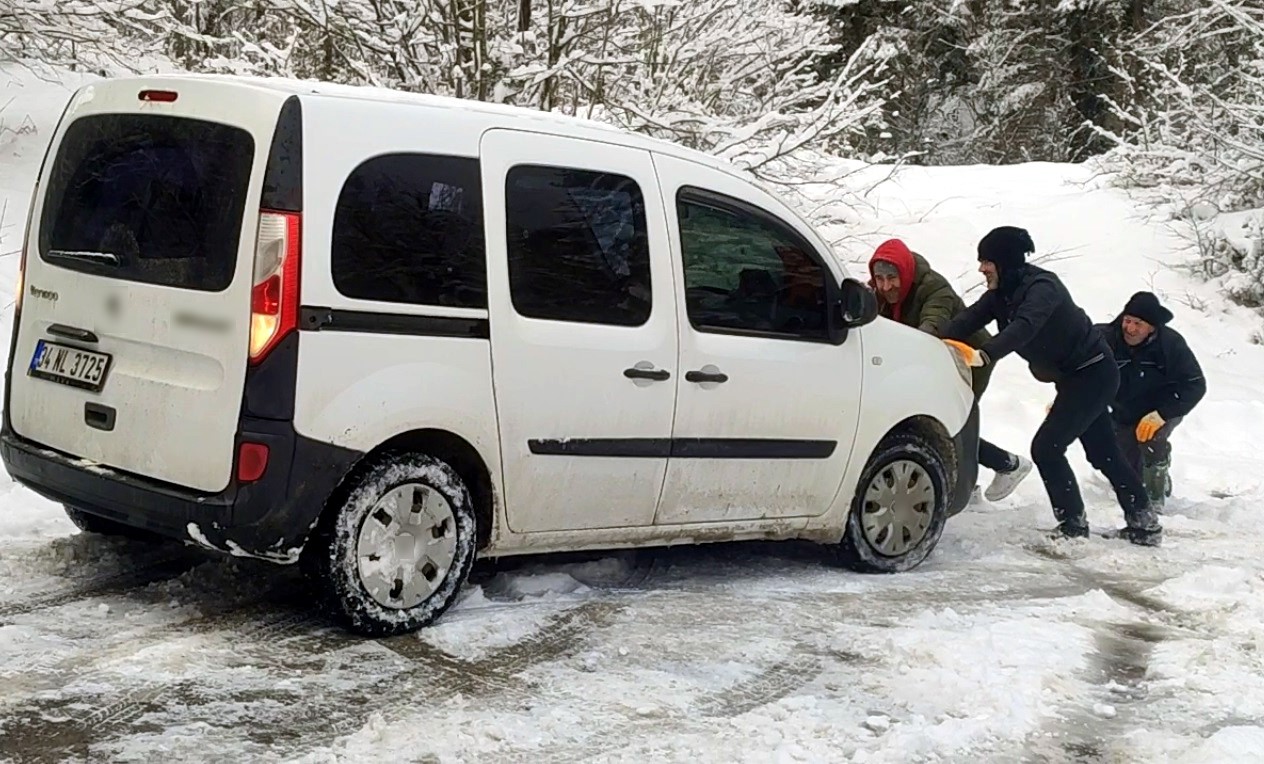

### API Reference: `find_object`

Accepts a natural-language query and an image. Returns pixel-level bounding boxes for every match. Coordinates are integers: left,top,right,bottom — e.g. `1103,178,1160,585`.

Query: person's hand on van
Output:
942,339,987,368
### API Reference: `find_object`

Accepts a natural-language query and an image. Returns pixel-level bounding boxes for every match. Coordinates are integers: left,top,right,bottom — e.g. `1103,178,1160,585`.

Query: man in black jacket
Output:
939,226,1161,545
1096,291,1206,510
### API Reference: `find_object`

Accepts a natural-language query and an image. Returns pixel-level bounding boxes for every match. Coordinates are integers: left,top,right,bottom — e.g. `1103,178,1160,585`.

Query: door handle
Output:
685,369,729,384
624,367,671,382
85,402,116,432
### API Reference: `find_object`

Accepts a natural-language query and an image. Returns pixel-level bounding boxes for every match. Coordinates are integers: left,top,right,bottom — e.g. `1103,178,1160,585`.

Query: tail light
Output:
14,238,26,312
14,185,37,312
249,210,301,364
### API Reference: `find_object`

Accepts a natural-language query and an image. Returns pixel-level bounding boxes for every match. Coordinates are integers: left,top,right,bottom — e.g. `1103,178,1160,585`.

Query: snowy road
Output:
5,66,1264,763
2,502,1263,763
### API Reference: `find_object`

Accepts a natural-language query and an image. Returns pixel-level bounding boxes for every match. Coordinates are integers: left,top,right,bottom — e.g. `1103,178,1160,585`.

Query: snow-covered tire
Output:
305,453,477,637
833,431,950,574
63,505,157,540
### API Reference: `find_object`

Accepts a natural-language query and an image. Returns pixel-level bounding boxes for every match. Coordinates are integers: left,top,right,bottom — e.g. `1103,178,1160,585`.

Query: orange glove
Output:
943,339,984,368
1136,411,1165,442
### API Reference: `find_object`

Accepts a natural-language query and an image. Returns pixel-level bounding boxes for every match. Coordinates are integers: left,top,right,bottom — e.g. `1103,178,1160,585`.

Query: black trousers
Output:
1031,359,1159,531
979,439,1015,473
971,365,1017,474
1114,416,1183,477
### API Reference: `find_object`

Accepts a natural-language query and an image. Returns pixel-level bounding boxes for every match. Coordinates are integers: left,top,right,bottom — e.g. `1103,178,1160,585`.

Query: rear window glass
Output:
38,114,255,292
331,153,487,309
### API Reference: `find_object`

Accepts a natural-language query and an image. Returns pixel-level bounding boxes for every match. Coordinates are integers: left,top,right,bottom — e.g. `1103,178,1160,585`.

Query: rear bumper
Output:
948,401,980,517
1,419,361,564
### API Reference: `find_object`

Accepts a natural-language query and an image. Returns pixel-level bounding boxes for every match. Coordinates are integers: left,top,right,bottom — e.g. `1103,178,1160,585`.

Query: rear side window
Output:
505,165,651,326
39,114,255,292
332,154,486,309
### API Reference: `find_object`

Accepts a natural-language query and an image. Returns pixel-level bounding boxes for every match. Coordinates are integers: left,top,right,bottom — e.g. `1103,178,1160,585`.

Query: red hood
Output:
868,239,916,320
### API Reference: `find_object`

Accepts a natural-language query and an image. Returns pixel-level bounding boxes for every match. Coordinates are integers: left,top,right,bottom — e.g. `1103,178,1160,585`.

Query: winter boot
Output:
1101,526,1163,547
1142,457,1171,511
1048,520,1090,540
985,455,1034,502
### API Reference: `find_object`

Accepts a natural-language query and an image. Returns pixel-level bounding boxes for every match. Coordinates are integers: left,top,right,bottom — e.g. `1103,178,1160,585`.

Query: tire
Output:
305,452,477,637
63,505,158,541
833,431,950,574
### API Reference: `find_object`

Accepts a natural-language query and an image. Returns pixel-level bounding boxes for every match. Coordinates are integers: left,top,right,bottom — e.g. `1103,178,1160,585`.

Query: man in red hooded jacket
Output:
869,238,1033,502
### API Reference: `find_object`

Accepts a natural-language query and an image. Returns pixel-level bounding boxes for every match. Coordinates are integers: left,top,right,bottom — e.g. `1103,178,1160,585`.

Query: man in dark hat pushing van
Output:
938,226,1162,545
867,238,1032,502
1096,291,1206,511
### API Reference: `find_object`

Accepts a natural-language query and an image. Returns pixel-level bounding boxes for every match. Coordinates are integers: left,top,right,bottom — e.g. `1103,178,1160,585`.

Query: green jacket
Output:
881,253,995,395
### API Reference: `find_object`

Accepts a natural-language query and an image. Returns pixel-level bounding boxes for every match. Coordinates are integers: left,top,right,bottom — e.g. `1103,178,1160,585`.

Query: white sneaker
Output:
984,456,1033,502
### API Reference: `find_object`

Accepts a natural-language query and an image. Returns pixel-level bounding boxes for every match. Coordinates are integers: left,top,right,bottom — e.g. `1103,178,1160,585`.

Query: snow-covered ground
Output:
3,65,1264,763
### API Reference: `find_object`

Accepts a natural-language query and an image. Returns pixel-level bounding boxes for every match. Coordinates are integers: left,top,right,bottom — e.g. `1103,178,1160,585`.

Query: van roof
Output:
132,73,742,177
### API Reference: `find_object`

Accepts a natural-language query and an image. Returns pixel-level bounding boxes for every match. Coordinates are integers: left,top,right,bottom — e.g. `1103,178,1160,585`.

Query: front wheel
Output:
833,431,950,573
305,453,478,637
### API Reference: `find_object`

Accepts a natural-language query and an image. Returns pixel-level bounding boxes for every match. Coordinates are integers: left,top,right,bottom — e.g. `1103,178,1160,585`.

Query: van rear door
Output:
9,78,290,492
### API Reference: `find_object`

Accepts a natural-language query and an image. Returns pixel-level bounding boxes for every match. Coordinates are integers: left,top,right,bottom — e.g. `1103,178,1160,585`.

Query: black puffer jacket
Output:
1096,317,1206,426
940,264,1109,383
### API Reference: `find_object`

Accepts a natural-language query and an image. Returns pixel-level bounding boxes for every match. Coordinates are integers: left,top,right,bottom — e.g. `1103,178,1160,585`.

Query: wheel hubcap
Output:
861,460,935,557
356,483,458,609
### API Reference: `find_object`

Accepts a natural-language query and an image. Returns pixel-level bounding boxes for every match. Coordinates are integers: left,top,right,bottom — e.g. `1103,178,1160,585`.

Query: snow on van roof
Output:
128,72,736,173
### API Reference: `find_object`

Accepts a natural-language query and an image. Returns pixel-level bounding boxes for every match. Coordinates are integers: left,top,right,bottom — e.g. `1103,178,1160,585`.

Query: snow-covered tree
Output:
1093,0,1264,305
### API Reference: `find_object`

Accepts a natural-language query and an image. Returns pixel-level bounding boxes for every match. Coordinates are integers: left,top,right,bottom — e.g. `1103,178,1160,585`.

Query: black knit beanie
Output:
977,226,1035,272
1122,291,1173,327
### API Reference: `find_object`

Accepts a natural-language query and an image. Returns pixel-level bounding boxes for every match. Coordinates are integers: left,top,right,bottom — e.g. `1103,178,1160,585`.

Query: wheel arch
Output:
884,414,958,480
322,428,497,551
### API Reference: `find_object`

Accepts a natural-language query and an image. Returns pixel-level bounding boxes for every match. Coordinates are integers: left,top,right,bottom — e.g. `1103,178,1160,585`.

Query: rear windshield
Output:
38,114,255,292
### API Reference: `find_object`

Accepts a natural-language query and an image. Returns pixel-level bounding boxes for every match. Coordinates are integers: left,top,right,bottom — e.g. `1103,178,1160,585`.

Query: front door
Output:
480,129,679,533
652,154,863,525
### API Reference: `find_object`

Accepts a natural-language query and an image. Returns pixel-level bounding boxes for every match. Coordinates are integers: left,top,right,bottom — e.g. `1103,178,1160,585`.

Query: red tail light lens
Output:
237,442,270,483
14,179,41,311
249,211,301,364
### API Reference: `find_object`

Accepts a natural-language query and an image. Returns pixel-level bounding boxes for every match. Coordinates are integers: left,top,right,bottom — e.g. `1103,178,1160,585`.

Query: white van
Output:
3,75,979,636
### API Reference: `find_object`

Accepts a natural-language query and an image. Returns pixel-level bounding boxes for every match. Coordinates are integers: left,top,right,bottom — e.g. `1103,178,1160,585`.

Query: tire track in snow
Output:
0,581,325,698
0,597,626,762
693,653,824,717
0,553,204,623
479,646,828,764
248,598,629,755
0,582,352,762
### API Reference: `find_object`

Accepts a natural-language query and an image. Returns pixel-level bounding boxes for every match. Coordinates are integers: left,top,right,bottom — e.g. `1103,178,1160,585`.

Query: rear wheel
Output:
305,453,477,637
834,431,950,573
63,505,157,540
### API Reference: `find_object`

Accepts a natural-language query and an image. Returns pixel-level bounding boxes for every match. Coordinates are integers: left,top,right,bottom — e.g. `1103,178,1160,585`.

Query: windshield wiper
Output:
46,250,121,267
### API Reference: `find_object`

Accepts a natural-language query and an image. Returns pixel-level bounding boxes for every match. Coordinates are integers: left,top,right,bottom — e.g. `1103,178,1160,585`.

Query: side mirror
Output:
839,277,879,328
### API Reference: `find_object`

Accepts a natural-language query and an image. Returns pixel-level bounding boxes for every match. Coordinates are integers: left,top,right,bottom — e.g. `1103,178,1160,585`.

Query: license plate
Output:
29,340,113,392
